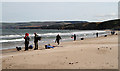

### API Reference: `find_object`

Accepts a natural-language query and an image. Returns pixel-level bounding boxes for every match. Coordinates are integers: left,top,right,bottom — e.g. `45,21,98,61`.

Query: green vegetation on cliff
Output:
2,19,120,30
41,19,120,30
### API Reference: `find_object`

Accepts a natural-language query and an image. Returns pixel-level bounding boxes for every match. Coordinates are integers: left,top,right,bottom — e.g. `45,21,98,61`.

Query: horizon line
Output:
1,19,119,23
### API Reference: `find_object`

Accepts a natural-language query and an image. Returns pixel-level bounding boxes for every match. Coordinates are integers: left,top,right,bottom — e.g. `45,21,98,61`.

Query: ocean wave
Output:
0,38,24,43
0,35,24,39
0,30,108,39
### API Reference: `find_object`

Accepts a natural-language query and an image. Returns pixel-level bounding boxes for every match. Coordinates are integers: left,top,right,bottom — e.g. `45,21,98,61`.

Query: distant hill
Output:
40,19,120,30
2,19,120,30
2,21,88,29
97,19,120,30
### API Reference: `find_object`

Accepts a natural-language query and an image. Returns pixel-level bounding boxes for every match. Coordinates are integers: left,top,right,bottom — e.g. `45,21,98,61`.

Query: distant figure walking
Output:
74,34,76,41
55,34,61,45
96,32,98,37
34,33,38,50
24,33,30,51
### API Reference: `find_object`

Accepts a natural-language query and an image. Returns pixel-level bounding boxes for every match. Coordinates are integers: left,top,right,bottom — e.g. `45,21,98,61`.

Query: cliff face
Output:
2,19,120,30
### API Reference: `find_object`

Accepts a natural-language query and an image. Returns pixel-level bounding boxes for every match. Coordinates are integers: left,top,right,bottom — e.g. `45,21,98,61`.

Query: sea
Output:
0,29,111,50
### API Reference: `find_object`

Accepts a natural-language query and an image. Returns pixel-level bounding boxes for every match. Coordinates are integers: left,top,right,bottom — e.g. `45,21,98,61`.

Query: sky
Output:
2,2,118,22
1,0,120,2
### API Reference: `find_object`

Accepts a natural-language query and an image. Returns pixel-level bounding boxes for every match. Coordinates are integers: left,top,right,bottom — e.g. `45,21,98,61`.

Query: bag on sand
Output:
16,47,22,51
45,45,54,49
29,45,33,49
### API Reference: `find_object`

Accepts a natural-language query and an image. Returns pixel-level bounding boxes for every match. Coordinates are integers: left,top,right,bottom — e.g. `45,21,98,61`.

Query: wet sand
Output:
1,34,118,69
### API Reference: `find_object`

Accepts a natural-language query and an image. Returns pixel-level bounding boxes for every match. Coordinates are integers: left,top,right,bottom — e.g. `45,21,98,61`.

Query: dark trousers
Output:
56,40,60,45
34,42,38,50
25,43,29,51
74,37,76,41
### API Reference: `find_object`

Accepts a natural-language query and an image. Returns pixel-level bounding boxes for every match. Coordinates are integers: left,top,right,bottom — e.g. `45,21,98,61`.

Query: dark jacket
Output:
25,36,30,44
56,35,61,40
34,35,38,43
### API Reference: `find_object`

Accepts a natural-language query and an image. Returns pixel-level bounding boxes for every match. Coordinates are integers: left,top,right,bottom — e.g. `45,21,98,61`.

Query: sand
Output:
1,34,118,69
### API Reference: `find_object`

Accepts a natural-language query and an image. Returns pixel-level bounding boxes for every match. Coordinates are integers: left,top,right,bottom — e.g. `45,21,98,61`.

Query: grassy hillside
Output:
2,19,120,30
97,19,120,30
41,19,120,30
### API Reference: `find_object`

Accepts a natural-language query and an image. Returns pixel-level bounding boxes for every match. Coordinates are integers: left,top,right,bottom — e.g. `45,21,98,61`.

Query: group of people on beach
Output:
23,30,116,51
23,33,77,51
24,33,41,51
24,33,64,51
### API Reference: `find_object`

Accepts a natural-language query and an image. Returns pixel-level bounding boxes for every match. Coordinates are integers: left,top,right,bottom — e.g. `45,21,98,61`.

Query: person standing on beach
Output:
55,34,61,45
96,32,98,37
34,33,39,50
74,34,76,41
24,33,30,51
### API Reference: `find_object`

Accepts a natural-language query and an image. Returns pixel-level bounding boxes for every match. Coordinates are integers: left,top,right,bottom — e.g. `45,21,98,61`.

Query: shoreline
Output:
1,30,113,54
1,30,117,55
2,33,118,69
1,30,112,51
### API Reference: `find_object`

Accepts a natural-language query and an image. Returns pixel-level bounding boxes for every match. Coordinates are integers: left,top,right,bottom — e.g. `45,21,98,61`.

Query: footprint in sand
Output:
9,67,11,68
3,60,5,62
106,62,109,64
9,64,13,68
110,48,112,50
110,65,114,67
65,57,68,59
76,62,78,63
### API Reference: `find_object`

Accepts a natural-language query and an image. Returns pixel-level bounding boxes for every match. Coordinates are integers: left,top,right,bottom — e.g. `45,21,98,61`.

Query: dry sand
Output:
1,34,118,69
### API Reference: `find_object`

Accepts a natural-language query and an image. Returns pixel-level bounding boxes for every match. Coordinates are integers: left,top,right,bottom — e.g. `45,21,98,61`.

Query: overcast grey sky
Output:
1,0,119,2
2,2,118,22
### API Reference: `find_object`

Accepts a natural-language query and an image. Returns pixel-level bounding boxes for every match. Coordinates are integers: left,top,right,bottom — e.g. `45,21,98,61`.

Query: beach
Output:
1,33,118,69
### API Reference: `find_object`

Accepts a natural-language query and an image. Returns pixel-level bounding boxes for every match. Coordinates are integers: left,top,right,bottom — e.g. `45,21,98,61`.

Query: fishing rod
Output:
7,29,55,49
8,29,25,37
7,29,26,46
7,29,36,47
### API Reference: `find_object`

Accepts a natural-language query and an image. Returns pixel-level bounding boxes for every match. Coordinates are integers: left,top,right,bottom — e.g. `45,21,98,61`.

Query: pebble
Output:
110,48,112,50
98,48,99,50
69,62,74,64
69,63,71,64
